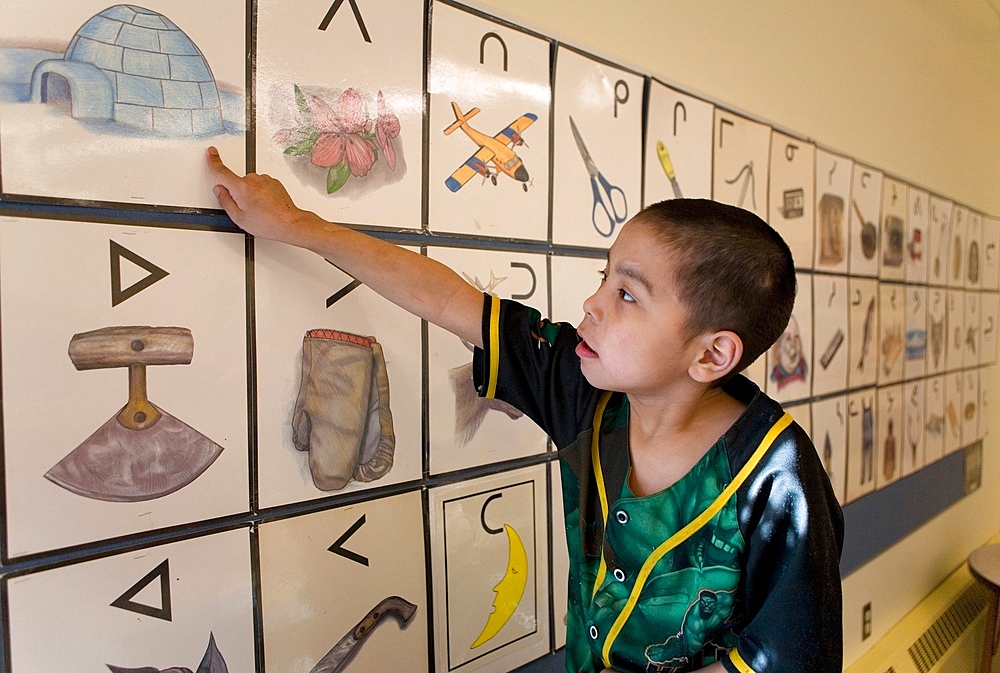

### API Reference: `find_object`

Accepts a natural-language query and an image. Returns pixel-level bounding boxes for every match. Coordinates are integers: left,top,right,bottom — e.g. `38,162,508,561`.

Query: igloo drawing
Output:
29,5,224,136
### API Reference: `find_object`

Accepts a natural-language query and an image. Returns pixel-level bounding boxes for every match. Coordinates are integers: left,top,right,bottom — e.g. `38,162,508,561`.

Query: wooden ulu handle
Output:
68,326,194,370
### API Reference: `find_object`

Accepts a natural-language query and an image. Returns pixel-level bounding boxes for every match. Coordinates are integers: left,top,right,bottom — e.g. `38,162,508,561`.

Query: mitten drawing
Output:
292,330,395,490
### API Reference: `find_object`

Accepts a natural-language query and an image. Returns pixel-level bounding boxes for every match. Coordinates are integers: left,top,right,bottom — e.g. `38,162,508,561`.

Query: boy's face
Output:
575,219,700,396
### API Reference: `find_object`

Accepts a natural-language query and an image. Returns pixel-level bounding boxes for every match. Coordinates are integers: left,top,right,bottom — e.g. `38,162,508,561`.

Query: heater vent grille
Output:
908,582,990,673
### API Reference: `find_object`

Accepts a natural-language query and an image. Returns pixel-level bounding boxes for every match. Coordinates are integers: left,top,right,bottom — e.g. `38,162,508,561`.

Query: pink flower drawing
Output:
277,85,401,194
375,90,401,171
308,88,376,177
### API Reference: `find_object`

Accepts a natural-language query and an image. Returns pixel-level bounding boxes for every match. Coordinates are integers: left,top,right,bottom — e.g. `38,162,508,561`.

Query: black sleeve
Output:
471,295,604,448
724,424,845,673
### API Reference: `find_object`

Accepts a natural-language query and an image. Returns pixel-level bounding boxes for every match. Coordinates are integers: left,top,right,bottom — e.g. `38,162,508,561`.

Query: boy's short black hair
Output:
635,199,797,375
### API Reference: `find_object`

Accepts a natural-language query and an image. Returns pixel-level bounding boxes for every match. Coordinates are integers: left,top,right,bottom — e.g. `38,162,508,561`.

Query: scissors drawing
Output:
569,116,628,237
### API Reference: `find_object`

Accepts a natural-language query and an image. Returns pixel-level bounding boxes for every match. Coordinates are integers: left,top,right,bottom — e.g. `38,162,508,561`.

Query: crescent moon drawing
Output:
471,523,528,648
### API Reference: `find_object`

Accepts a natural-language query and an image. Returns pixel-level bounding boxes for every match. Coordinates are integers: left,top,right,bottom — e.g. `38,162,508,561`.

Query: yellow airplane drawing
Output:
444,102,536,193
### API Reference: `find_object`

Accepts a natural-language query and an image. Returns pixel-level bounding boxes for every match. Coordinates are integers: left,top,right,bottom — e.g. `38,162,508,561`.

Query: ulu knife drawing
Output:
308,596,418,673
45,326,224,502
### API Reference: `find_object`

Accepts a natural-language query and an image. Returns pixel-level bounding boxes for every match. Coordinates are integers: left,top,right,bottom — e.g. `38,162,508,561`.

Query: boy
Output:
206,147,843,673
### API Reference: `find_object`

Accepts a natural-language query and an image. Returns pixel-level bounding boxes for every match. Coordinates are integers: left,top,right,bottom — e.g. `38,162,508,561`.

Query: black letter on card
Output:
481,493,504,534
110,240,169,307
111,559,172,621
480,32,508,71
718,118,734,147
329,514,369,566
319,0,372,43
327,279,362,307
614,80,629,118
673,102,686,136
509,262,536,300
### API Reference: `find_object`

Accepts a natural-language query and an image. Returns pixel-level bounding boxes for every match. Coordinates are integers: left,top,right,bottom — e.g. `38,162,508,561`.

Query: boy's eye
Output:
619,289,635,303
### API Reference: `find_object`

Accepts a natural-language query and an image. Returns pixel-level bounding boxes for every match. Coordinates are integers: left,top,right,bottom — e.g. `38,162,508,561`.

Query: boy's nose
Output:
581,290,600,323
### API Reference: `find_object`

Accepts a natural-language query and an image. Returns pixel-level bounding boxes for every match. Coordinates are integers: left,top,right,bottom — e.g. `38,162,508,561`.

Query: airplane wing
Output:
445,145,496,192
495,113,537,147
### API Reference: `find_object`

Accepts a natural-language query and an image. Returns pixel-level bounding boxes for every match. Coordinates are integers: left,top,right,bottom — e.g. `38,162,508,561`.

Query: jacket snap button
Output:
589,625,599,640
613,568,626,582
616,510,629,524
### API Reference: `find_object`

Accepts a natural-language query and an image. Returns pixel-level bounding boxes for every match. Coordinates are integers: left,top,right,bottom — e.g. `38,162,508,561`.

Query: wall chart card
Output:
255,0,424,230
877,282,904,385
928,197,953,287
427,2,551,239
926,287,947,376
981,292,999,366
966,211,983,290
811,395,847,504
259,491,428,673
979,369,990,442
552,45,643,248
875,384,903,490
983,217,1000,291
904,285,927,380
907,187,929,284
848,276,879,389
848,164,883,277
0,217,248,558
948,206,969,289
902,379,926,477
944,371,963,454
813,149,853,274
742,355,767,391
812,274,849,397
643,80,713,204
845,387,876,503
6,528,254,671
252,240,423,510
766,271,812,403
0,0,246,208
550,254,604,325
427,246,548,475
963,368,980,446
785,400,811,436
924,375,946,465
550,461,569,650
711,109,770,220
945,289,964,373
879,177,907,282
429,464,549,673
963,291,980,369
768,132,815,269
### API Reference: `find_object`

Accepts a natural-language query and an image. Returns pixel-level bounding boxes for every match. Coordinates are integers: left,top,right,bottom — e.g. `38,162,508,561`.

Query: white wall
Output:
463,0,1000,665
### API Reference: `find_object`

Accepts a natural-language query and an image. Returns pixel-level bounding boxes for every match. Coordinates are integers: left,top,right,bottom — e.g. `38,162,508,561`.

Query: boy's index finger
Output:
206,146,241,186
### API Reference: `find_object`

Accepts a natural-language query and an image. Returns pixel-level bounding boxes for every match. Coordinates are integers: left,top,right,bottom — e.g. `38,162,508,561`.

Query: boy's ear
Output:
688,331,743,383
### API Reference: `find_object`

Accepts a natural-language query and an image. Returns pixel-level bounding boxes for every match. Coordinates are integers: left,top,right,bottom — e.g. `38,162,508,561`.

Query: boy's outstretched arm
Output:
207,147,484,347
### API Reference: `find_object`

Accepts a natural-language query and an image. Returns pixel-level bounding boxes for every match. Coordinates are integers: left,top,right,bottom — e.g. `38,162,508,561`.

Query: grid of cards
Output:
0,0,995,671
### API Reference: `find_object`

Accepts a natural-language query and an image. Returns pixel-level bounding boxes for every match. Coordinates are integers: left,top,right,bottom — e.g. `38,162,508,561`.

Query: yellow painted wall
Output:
462,0,1000,666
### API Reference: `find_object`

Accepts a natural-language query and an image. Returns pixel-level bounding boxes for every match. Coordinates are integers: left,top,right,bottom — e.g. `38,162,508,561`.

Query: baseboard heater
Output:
845,563,992,673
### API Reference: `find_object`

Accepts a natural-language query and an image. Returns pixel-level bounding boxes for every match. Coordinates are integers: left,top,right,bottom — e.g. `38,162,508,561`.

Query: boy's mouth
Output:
575,337,598,359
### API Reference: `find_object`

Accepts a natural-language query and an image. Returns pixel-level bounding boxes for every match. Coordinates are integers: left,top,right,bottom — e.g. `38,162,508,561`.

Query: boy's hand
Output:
206,146,308,246
206,147,484,346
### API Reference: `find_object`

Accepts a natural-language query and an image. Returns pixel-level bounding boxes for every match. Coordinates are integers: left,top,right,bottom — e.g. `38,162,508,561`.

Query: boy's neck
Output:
625,381,747,497
627,379,742,435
